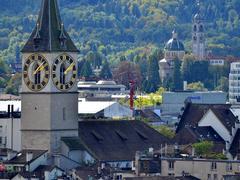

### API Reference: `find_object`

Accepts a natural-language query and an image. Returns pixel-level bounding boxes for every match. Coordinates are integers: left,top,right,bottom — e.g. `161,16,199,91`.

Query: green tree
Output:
99,61,112,79
5,73,21,95
215,77,229,92
152,125,175,139
80,60,93,78
193,141,214,157
173,58,182,91
187,82,206,91
146,52,161,93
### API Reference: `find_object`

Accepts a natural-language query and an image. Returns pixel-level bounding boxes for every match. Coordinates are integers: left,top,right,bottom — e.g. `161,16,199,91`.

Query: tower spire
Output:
22,0,79,53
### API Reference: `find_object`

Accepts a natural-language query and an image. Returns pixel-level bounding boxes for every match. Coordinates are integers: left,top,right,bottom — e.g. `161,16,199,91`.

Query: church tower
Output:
21,0,79,153
192,5,206,60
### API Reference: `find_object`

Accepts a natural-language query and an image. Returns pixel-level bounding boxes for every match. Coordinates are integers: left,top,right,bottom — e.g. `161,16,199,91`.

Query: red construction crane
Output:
129,80,135,110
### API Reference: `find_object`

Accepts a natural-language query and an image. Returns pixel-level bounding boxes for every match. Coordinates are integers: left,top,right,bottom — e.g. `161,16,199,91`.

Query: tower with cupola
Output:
159,30,185,82
192,3,206,60
21,0,79,153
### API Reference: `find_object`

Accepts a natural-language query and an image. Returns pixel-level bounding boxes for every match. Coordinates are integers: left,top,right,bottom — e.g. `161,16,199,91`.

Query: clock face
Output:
52,54,77,91
23,54,50,91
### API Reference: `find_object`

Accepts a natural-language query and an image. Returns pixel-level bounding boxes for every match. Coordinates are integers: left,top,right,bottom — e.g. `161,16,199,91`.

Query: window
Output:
63,108,66,121
207,174,211,180
211,162,217,170
193,25,197,32
0,137,2,144
168,161,174,170
226,163,233,171
60,63,66,84
213,174,218,180
34,63,41,84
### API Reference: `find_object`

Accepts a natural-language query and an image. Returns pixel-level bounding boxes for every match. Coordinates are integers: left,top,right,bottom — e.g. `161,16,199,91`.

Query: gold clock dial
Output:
23,54,50,91
52,54,77,91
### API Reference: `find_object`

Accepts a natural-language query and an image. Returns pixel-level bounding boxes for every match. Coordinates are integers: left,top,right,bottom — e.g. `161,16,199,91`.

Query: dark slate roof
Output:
0,172,17,179
61,137,85,151
175,126,225,145
32,165,63,179
13,171,40,179
165,38,184,51
176,103,237,133
229,129,240,159
174,127,225,153
5,150,48,165
165,31,184,52
135,109,162,122
78,120,171,161
22,0,79,53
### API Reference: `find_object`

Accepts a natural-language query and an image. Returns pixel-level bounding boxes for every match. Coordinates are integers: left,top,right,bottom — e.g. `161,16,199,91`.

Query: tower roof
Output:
22,0,79,53
165,30,184,51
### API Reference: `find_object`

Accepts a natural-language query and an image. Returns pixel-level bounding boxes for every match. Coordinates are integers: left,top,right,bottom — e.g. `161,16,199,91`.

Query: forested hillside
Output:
0,0,239,93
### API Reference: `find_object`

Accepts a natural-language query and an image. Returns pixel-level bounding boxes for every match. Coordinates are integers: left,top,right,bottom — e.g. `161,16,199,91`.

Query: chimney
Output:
183,81,188,91
135,151,141,176
44,171,50,180
149,147,154,155
26,152,33,162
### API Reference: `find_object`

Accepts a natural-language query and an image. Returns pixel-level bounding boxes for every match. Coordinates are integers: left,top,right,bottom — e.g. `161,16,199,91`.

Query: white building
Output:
229,62,240,104
78,80,128,97
0,100,21,151
78,99,133,119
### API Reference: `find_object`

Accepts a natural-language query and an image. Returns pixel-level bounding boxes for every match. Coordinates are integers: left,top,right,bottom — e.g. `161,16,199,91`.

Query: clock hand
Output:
33,62,45,75
64,63,74,75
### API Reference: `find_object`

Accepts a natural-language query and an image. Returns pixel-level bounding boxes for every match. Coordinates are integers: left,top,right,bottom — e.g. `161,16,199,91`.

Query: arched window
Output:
34,63,41,84
199,25,203,32
60,63,66,84
193,25,197,32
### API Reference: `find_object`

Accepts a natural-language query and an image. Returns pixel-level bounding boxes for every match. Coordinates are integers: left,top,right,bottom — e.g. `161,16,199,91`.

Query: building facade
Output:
192,10,206,60
21,0,79,153
229,62,240,104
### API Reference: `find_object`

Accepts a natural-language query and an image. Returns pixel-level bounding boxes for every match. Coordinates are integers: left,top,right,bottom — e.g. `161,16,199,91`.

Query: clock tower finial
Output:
21,0,79,53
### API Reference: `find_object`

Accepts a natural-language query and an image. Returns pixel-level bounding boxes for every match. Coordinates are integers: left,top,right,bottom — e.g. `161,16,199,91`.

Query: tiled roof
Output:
176,103,237,133
78,120,171,161
22,0,79,53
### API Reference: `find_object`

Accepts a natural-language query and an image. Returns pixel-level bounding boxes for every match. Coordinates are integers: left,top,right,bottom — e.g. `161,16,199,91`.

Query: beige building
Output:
160,158,240,180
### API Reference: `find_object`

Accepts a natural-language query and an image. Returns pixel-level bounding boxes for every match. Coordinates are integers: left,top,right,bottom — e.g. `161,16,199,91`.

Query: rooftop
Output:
22,0,79,53
76,120,171,161
6,150,48,165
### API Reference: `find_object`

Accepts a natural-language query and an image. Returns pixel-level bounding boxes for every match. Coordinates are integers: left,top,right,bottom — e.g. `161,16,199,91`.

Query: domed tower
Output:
164,30,185,61
192,5,206,60
159,30,185,82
